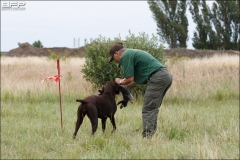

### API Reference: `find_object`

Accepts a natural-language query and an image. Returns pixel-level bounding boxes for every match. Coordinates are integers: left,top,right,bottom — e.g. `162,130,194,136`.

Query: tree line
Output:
148,0,239,50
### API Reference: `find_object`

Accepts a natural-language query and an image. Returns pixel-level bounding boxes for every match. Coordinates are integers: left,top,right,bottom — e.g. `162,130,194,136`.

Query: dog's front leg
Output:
101,117,107,133
110,115,117,133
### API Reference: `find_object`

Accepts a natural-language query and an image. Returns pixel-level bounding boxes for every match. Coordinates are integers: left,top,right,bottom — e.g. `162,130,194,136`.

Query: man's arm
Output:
115,76,136,88
126,81,137,88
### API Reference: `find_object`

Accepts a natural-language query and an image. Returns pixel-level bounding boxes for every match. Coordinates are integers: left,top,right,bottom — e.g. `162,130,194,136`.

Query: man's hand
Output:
115,78,122,85
115,76,134,86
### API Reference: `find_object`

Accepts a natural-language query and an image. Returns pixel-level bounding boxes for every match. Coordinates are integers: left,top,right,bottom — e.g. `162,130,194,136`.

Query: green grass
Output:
1,97,239,159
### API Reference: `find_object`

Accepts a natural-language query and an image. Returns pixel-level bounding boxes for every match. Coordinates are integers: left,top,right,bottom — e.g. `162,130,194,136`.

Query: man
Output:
109,42,172,138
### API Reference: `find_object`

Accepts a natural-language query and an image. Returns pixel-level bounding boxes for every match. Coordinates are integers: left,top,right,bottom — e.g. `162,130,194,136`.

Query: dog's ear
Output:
113,81,120,94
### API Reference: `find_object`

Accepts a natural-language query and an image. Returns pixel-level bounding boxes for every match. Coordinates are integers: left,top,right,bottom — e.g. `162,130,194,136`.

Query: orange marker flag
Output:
41,75,62,85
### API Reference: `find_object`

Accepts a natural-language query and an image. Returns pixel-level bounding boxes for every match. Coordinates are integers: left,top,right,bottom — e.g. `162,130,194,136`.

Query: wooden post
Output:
57,59,63,130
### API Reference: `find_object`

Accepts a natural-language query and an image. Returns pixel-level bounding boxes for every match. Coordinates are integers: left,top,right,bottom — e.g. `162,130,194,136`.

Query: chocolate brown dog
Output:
73,81,119,139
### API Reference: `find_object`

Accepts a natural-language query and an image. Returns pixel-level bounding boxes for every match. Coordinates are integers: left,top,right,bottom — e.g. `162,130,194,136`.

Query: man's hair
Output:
109,43,124,56
108,42,124,63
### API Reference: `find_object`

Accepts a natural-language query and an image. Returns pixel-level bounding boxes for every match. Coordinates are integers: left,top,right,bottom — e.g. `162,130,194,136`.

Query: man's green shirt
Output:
120,49,166,84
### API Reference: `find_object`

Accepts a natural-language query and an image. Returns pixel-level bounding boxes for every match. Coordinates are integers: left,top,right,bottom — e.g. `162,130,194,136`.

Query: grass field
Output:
1,54,239,159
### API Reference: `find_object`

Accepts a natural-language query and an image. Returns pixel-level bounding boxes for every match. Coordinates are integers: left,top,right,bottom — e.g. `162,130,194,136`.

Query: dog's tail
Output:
76,99,87,104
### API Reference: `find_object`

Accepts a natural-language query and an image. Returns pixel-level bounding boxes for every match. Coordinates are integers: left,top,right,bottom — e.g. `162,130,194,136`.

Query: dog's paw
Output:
72,135,76,139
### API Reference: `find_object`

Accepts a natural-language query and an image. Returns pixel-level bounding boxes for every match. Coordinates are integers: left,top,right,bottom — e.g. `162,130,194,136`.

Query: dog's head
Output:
98,86,105,95
103,81,120,95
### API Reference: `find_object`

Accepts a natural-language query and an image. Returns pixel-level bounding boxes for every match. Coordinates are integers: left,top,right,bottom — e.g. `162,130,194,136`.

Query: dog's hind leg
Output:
101,117,107,133
73,108,86,139
87,109,98,135
109,115,117,133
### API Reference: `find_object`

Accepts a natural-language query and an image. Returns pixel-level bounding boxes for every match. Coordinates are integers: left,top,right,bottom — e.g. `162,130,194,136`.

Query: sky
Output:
1,1,213,52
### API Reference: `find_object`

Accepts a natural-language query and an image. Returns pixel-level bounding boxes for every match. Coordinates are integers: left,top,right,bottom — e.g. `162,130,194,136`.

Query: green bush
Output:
82,30,166,97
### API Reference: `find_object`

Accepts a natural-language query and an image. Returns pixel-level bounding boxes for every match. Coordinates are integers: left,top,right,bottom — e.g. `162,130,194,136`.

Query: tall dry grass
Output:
1,56,91,91
1,57,94,102
1,54,238,103
165,54,239,103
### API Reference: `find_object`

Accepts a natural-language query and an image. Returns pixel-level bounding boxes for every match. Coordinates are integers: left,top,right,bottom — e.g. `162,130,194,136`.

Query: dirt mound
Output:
7,43,85,57
163,48,239,59
7,43,43,57
6,43,239,58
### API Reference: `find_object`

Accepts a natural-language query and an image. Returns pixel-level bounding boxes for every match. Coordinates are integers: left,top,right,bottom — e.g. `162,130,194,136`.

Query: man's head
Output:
109,43,124,63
